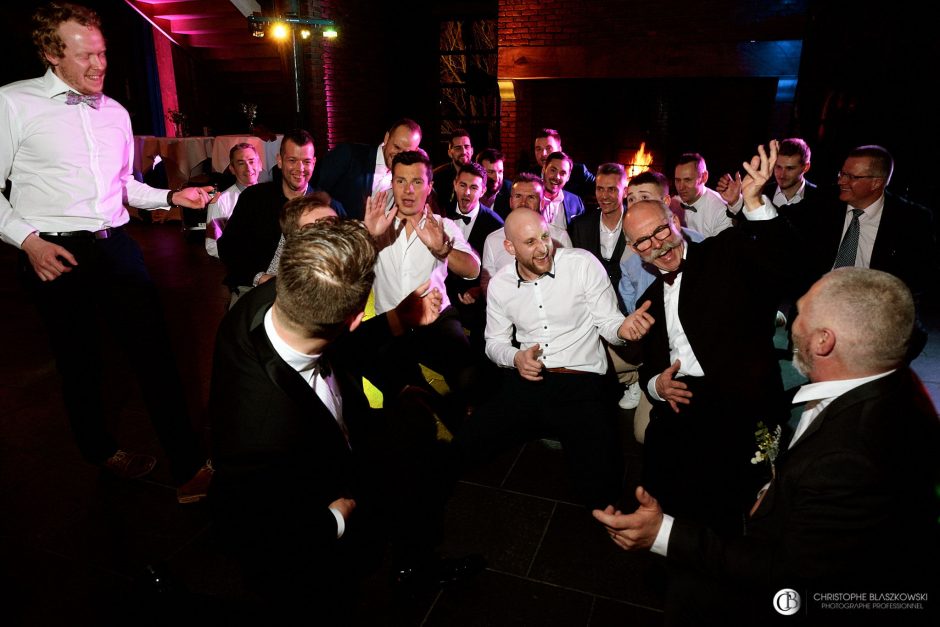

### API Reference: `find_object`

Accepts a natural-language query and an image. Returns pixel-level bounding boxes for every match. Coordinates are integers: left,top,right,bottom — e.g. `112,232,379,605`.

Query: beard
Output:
791,341,813,378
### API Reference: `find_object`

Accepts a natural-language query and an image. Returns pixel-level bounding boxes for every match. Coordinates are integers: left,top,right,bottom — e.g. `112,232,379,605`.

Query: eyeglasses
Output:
837,171,883,182
631,223,673,252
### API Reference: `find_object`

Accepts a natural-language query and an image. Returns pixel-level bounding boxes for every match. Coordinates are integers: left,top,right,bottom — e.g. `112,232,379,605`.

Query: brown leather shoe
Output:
176,460,214,504
103,450,156,479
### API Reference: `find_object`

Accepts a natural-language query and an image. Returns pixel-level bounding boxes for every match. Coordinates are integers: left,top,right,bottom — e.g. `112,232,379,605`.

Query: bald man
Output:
455,209,654,509
594,268,939,624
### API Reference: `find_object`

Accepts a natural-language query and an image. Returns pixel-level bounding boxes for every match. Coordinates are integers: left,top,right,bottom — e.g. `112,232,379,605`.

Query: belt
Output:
39,226,120,240
545,367,591,375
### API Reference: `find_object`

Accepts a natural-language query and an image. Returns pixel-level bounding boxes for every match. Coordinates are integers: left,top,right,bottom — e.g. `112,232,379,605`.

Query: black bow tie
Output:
680,202,697,213
661,260,685,285
65,91,102,109
451,212,472,225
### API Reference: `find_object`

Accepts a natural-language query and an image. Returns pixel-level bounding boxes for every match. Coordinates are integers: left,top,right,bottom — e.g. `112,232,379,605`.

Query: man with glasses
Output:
622,141,804,538
796,145,934,359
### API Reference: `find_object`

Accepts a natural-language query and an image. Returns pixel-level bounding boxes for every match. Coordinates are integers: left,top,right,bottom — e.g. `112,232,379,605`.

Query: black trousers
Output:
19,228,200,482
456,368,624,509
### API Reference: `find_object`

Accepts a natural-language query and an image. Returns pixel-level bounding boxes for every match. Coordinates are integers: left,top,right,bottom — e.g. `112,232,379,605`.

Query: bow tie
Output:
451,212,472,225
680,202,697,213
65,91,102,109
661,260,684,285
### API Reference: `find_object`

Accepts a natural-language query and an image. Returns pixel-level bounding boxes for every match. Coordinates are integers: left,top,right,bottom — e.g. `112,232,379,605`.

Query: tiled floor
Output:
1,221,936,626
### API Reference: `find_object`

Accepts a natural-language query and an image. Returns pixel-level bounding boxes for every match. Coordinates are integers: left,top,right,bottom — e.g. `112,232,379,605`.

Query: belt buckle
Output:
93,227,112,240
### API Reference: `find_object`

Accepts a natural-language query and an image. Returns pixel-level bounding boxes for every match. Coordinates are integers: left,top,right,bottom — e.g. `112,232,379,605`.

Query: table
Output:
211,134,283,183
135,136,214,190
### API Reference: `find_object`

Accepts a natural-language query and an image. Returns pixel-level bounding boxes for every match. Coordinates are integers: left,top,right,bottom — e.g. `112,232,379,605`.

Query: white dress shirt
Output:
372,212,478,315
205,182,247,258
372,145,391,196
599,209,624,260
651,368,896,556
263,307,348,538
679,187,732,239
771,180,807,208
837,195,885,270
485,247,626,375
480,222,573,293
542,190,569,230
453,201,480,242
648,202,777,400
0,70,169,247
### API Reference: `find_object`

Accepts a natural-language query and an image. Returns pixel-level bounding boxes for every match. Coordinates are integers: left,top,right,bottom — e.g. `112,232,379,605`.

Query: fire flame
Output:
626,142,653,179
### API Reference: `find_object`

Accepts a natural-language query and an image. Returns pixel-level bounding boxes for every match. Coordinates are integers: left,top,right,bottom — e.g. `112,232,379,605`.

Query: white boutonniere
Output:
750,421,782,466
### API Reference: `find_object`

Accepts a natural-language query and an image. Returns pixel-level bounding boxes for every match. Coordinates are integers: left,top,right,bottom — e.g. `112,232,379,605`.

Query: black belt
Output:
39,226,120,240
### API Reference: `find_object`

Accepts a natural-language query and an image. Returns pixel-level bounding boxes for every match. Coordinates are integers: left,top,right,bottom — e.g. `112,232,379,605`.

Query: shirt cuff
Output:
727,196,744,214
741,200,778,221
329,506,346,539
647,374,664,401
651,513,674,556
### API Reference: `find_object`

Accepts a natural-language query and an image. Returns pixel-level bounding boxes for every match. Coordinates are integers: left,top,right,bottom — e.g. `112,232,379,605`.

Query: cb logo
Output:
773,589,801,615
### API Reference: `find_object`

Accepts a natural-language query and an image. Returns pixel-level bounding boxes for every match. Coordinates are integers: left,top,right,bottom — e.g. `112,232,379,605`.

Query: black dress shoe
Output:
394,554,486,588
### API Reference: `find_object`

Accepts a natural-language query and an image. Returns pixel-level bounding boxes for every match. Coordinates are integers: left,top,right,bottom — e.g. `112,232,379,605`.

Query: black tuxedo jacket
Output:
445,203,503,299
668,369,939,597
637,216,802,416
209,281,392,560
568,208,629,313
791,190,935,301
312,142,376,220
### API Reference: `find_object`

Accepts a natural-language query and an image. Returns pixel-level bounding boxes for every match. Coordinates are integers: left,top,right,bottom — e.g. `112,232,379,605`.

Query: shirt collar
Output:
774,179,806,205
43,68,101,103
848,194,885,221
456,201,480,219
375,145,388,173
515,255,556,287
263,307,323,375
792,369,895,405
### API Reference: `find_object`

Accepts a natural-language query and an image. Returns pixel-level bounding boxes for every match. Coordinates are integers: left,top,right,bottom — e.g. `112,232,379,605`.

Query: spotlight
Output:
271,22,289,41
300,29,311,39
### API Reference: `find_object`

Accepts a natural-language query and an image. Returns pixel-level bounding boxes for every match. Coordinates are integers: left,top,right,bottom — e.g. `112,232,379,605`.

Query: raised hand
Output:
513,344,544,381
741,140,778,210
392,279,442,331
363,189,395,237
717,172,743,205
174,185,216,209
592,486,664,552
413,205,449,256
655,359,692,413
618,299,655,341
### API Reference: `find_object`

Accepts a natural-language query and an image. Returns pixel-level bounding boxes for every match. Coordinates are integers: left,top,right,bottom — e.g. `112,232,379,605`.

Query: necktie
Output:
65,91,102,109
680,202,697,213
833,208,864,269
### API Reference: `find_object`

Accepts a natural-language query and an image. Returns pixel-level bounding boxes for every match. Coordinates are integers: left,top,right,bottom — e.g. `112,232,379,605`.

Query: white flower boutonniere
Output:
750,421,782,466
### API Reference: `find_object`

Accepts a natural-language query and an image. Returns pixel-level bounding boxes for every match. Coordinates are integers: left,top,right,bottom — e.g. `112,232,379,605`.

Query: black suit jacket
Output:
791,190,935,301
637,217,802,416
568,208,629,313
312,142,376,220
668,369,939,599
209,281,391,562
445,203,504,300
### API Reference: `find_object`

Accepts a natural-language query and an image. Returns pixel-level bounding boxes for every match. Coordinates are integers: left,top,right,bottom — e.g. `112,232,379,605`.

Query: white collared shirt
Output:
485,247,626,375
205,182,247,258
372,145,391,196
480,222,573,293
542,189,569,230
0,69,169,247
599,209,624,260
837,195,885,270
453,201,480,241
681,187,732,238
789,369,895,448
772,179,806,208
372,211,478,315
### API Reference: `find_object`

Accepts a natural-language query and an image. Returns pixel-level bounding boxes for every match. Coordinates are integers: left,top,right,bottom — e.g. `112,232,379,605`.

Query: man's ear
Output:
815,328,836,357
802,162,811,175
347,310,365,333
700,170,709,186
503,239,515,257
44,50,59,67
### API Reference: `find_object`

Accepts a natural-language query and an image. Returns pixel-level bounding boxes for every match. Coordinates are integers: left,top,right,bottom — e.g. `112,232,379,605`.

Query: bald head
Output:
504,209,554,281
792,268,914,380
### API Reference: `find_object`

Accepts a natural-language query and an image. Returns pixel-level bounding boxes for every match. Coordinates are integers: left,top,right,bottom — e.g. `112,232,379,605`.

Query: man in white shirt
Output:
541,151,586,230
593,267,938,625
0,3,212,487
456,208,655,509
205,142,260,257
480,173,572,294
672,152,733,237
364,149,481,410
